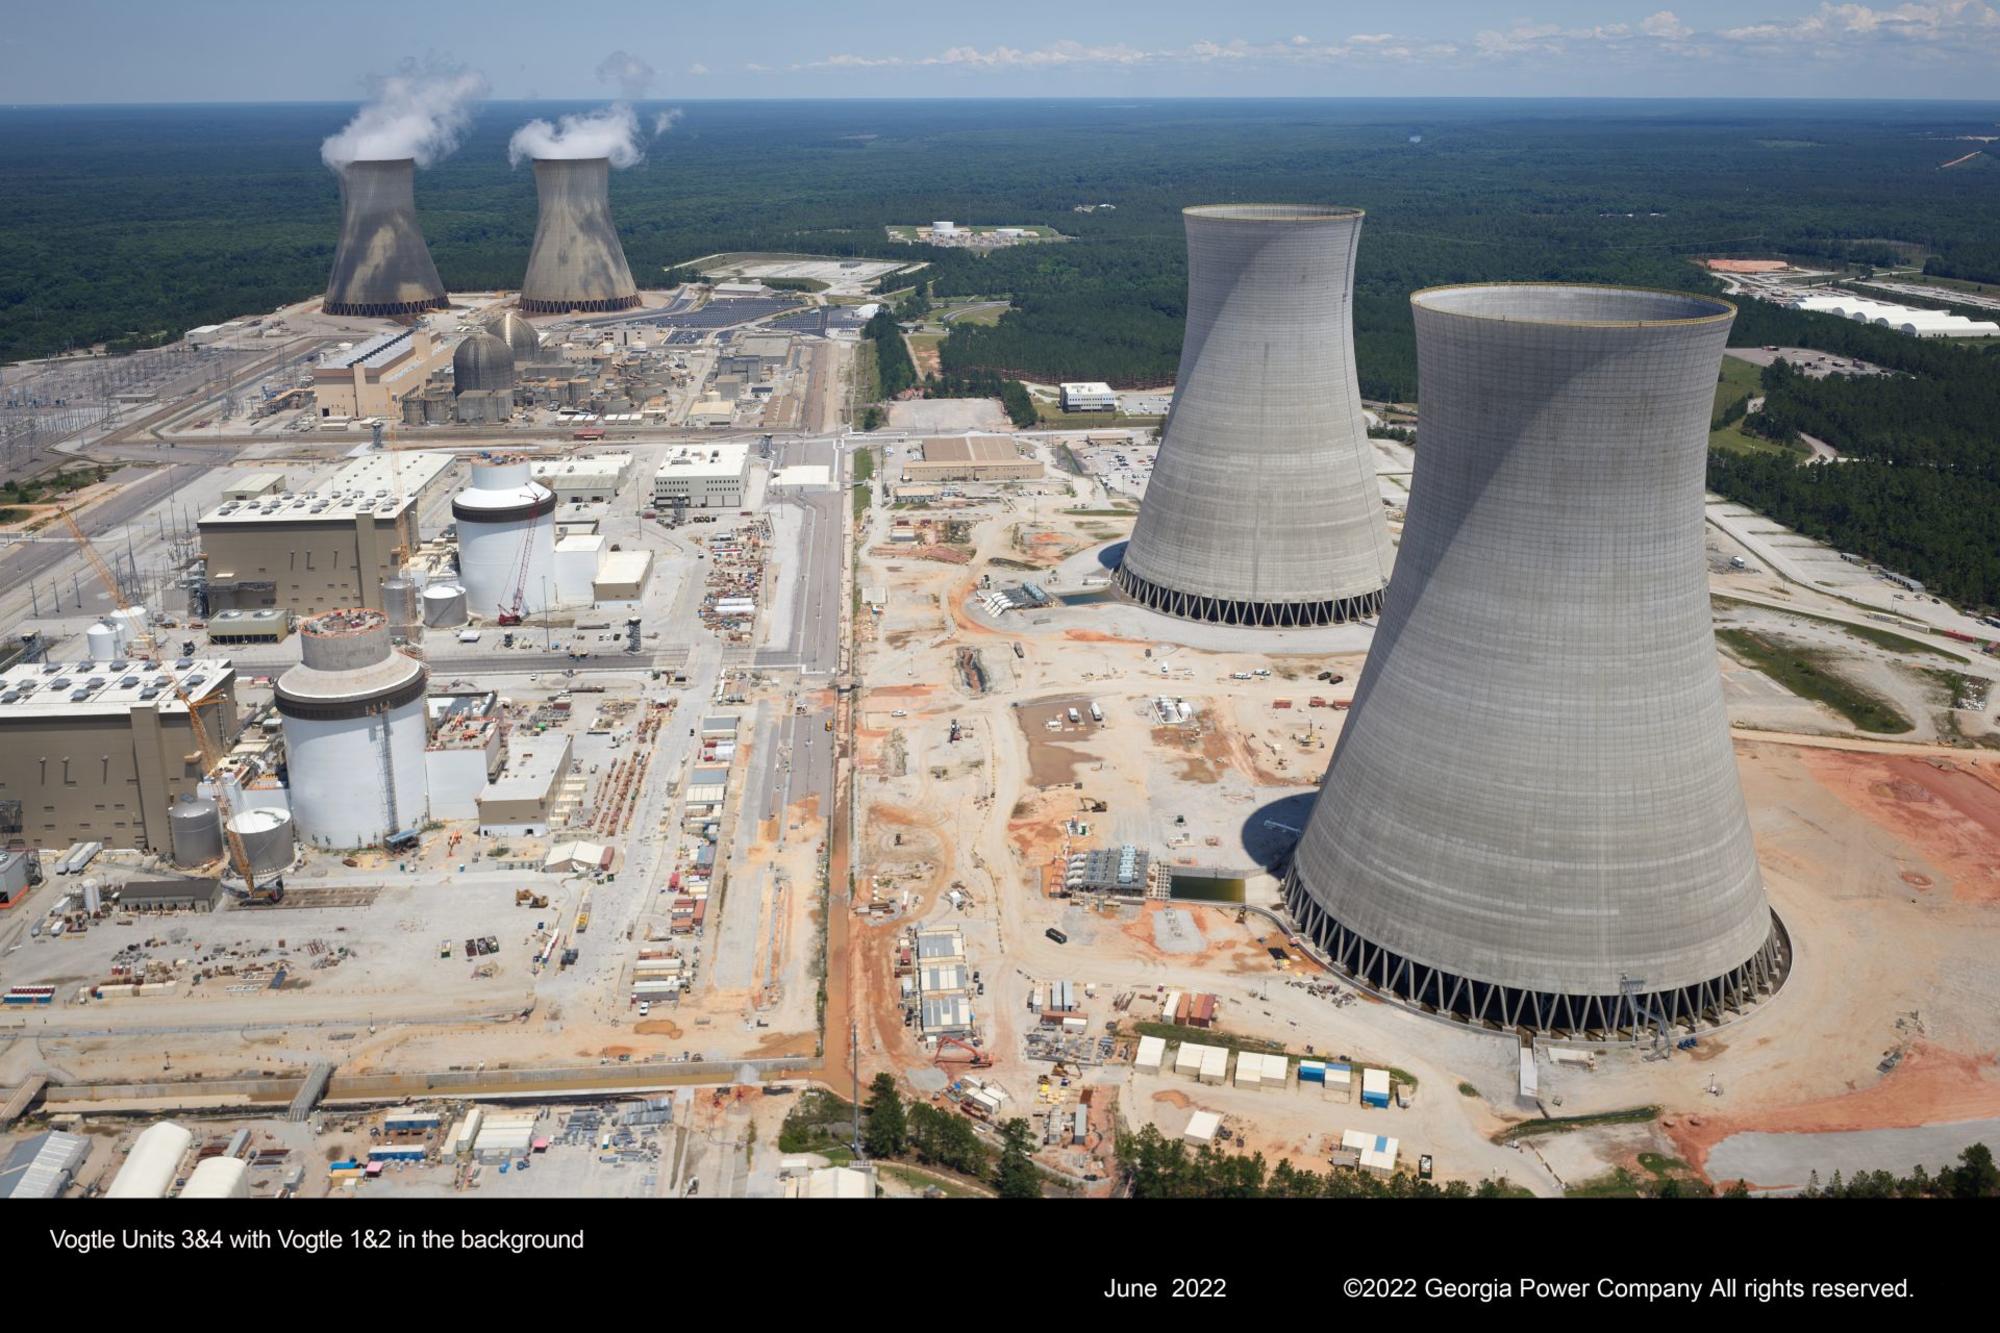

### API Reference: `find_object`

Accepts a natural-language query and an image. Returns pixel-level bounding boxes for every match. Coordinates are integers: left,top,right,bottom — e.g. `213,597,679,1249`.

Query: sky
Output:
3,1,1999,103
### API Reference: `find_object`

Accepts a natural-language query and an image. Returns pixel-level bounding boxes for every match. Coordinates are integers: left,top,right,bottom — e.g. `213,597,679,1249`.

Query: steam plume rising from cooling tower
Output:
322,158,449,317
517,157,640,313
320,60,487,171
507,49,681,170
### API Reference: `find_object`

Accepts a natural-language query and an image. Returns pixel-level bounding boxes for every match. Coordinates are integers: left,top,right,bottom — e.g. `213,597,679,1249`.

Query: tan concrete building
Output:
198,452,456,616
0,658,239,851
311,327,454,421
900,434,1042,483
476,735,573,835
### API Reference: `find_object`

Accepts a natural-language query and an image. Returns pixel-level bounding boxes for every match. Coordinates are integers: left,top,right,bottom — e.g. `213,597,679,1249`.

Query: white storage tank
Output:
421,583,469,628
225,807,295,879
381,576,420,634
170,795,225,867
112,606,149,652
275,609,430,850
86,622,121,661
452,460,556,619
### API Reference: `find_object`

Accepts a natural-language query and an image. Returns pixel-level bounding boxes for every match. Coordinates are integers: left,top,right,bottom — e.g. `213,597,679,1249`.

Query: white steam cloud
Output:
507,50,682,170
321,59,488,171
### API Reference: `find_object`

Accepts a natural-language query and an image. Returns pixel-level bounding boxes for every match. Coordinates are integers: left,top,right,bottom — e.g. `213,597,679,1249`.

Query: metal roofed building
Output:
1792,293,2000,338
106,1121,194,1199
532,454,633,505
0,658,238,851
1286,284,1786,1039
1115,204,1392,628
323,158,450,318
653,444,750,509
0,1130,89,1200
899,434,1042,483
310,326,454,421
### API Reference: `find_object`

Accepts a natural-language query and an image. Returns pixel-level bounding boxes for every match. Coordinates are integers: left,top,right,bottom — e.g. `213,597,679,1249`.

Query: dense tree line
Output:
1924,241,2000,286
923,367,1037,427
865,306,917,399
1799,1143,1998,1199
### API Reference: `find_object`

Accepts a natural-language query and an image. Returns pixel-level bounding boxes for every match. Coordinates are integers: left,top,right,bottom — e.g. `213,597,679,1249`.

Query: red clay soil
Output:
1799,752,2000,903
1062,628,1148,646
1664,1042,2000,1179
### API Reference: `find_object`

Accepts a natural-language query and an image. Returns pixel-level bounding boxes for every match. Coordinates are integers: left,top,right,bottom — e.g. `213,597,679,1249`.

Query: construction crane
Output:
55,503,155,659
496,501,545,626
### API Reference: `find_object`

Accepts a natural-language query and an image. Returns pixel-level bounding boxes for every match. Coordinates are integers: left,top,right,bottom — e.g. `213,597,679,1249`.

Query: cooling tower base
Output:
1114,565,1385,628
519,294,641,315
324,296,451,318
1282,870,1791,1039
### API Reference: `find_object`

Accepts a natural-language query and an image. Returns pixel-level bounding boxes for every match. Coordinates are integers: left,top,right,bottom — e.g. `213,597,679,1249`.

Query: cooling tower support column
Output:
1115,204,1391,627
519,157,640,314
1286,284,1787,1039
323,159,450,318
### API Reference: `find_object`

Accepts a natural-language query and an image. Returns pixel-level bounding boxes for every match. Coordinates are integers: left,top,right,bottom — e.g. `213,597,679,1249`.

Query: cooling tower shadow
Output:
1242,790,1317,874
1097,541,1127,573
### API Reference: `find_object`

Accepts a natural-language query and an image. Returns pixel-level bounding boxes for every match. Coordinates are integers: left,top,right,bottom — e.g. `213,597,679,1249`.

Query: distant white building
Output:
653,443,750,509
1793,293,2000,339
1060,381,1117,412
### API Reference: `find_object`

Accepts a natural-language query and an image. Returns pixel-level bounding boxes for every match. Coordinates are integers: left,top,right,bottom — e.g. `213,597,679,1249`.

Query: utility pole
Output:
850,1017,863,1159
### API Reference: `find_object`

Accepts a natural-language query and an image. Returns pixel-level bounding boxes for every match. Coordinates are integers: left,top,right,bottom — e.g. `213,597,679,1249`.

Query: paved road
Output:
0,463,191,591
754,488,844,675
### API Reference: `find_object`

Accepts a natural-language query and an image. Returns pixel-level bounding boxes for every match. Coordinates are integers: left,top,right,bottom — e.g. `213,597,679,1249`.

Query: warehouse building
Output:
654,444,750,509
900,434,1042,484
117,873,225,913
106,1122,193,1199
531,454,633,506
198,452,457,617
0,658,239,852
0,1131,89,1200
476,736,574,836
311,327,455,420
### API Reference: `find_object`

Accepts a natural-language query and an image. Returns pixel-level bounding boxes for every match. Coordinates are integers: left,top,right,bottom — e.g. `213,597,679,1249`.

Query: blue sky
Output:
5,1,1999,103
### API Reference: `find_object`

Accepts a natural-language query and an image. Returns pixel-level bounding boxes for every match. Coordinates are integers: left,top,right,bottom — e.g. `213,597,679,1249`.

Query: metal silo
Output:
453,330,515,395
169,796,225,868
519,157,640,314
421,583,469,628
86,622,121,662
275,609,430,850
381,576,420,637
1115,204,1391,627
1286,284,1785,1038
323,159,450,317
225,808,296,879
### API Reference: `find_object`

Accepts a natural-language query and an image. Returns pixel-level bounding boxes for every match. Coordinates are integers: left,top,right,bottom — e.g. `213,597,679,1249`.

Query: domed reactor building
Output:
323,159,450,318
519,157,639,314
1115,204,1391,627
1286,284,1787,1037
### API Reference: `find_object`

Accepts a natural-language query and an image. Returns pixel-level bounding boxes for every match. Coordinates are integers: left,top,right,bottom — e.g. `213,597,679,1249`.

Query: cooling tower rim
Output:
1183,202,1364,222
530,154,615,168
338,156,421,169
1411,281,1735,328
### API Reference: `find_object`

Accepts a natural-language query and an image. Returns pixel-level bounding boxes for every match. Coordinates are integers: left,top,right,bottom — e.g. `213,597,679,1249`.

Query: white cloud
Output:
1721,2,2000,45
688,63,710,76
1641,10,1694,39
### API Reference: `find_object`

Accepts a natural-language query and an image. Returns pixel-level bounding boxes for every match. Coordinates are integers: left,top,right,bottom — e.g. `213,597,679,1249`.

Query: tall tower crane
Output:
56,503,155,660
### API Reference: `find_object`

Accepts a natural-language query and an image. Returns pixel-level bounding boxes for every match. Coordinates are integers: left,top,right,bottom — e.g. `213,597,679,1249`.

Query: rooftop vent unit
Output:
175,658,194,669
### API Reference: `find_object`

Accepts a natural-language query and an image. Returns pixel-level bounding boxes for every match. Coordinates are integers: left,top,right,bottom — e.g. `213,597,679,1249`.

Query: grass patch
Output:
1495,1105,1662,1144
1711,595,1969,663
945,304,1007,326
1062,508,1137,517
1034,400,1163,427
1709,422,1803,459
1714,354,1763,421
1566,1167,1647,1197
878,1163,993,1197
852,447,876,521
1716,628,1914,733
1457,1082,1481,1098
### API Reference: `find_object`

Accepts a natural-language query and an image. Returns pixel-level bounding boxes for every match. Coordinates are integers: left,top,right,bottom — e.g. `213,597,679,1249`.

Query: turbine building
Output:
1285,284,1785,1037
1115,204,1391,627
519,157,640,314
323,159,450,318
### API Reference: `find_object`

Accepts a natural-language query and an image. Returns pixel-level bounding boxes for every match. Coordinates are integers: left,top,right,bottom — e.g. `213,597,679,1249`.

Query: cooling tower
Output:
323,159,450,318
1115,204,1391,627
1285,284,1785,1037
453,461,557,618
453,331,515,395
518,157,639,314
275,609,429,850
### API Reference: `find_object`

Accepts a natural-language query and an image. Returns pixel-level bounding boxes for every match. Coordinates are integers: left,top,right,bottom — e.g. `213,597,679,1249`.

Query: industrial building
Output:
275,609,429,851
476,735,573,835
453,460,558,619
322,158,449,318
1287,284,1785,1038
653,444,750,509
0,657,238,852
425,691,506,820
116,872,225,913
106,1121,193,1199
310,327,455,421
519,157,640,314
1059,382,1117,412
532,454,633,506
899,435,1043,484
0,1130,89,1200
1117,204,1392,628
1793,293,2000,338
197,452,456,616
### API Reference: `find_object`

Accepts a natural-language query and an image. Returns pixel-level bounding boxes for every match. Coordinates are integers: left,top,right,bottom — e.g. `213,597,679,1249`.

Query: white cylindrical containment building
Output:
276,609,430,850
421,583,469,628
453,461,557,619
225,807,296,879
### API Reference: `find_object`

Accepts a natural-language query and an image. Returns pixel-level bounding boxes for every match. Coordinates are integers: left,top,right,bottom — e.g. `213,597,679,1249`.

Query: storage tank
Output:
381,577,420,635
180,1155,250,1199
86,622,120,661
420,583,469,628
275,609,430,849
81,880,102,914
106,1121,194,1199
226,807,295,879
452,460,556,619
112,606,149,652
170,796,225,868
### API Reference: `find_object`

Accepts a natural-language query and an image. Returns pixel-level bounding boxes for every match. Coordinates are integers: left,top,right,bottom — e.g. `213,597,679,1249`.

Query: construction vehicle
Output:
515,889,550,909
934,1035,992,1068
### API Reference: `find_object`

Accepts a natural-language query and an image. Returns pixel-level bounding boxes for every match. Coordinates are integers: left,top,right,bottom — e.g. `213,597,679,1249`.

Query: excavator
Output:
933,1034,992,1069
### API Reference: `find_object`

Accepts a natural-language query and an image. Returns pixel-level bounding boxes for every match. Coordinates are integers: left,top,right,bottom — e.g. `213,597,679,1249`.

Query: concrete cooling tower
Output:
275,609,430,850
1286,284,1785,1038
453,460,557,618
323,159,450,318
1115,204,1391,627
519,158,639,314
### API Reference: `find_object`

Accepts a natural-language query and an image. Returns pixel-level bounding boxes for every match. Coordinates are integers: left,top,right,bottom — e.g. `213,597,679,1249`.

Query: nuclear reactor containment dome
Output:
1115,204,1392,627
1286,284,1785,1038
275,609,430,850
484,309,544,363
453,331,516,395
323,159,450,318
453,460,558,618
518,157,640,314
